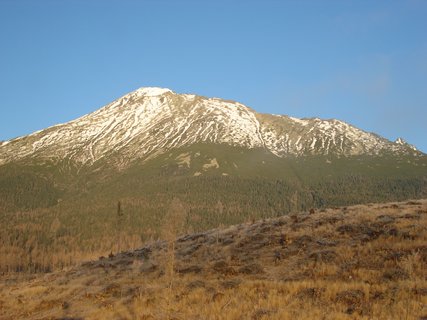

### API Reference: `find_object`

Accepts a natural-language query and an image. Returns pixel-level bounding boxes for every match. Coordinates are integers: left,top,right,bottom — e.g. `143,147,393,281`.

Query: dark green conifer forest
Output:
1,144,426,273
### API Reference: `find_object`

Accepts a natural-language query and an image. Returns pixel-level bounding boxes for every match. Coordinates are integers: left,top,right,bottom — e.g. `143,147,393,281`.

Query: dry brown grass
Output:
1,199,427,319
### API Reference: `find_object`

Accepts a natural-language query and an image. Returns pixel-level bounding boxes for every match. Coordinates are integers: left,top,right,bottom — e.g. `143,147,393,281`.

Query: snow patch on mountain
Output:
134,87,172,97
395,137,417,151
289,117,309,126
203,158,219,170
176,152,191,167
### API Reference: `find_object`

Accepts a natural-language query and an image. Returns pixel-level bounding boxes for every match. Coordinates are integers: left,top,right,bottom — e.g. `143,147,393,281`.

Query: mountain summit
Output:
0,87,422,167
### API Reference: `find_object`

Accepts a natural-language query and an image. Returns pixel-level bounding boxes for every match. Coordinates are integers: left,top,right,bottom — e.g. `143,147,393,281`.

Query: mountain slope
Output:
0,87,426,274
0,87,422,168
1,200,426,319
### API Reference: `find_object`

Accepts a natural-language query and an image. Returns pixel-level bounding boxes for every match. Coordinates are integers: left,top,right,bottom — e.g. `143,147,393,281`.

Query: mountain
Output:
0,87,422,168
0,87,426,273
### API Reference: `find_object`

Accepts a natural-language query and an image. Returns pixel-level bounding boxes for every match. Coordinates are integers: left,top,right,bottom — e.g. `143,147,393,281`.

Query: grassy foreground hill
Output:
1,144,427,273
1,199,426,319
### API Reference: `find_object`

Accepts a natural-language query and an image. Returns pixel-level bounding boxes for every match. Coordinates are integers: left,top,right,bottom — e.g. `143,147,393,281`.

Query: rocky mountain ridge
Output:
0,87,421,167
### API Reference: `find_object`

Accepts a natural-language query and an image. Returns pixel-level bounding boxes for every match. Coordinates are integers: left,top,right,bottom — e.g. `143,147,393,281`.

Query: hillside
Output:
0,88,426,274
1,200,426,319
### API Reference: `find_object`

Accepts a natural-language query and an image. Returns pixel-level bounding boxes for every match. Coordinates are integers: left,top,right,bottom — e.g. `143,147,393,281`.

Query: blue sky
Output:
1,0,426,152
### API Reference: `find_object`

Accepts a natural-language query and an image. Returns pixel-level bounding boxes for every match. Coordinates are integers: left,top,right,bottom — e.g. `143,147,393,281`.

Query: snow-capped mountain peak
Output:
134,87,173,97
0,88,422,167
